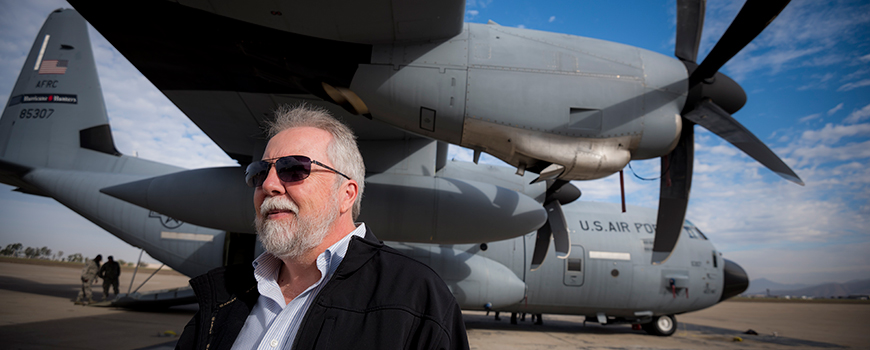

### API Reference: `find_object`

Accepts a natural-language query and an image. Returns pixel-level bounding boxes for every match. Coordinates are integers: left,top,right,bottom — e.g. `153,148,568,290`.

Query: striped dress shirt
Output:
231,223,367,350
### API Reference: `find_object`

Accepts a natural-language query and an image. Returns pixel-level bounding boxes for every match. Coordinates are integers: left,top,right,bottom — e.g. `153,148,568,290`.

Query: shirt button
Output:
270,339,278,347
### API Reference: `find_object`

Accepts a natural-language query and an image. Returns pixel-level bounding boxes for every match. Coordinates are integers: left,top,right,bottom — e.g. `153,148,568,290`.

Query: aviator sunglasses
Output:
245,155,351,187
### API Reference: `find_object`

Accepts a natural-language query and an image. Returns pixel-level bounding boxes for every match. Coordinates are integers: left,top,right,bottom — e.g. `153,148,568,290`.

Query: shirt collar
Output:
251,222,367,284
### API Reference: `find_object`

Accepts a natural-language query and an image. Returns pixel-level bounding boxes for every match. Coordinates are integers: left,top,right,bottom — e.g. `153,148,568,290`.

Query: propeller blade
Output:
689,0,791,86
652,122,694,264
545,201,571,259
530,221,551,271
684,99,804,185
530,180,578,270
675,0,706,62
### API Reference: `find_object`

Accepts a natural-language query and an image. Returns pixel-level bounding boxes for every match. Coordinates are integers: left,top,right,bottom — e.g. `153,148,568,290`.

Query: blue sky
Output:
0,0,868,284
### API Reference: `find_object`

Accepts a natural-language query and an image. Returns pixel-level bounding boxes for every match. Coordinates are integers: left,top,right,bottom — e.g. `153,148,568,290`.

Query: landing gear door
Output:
564,245,585,286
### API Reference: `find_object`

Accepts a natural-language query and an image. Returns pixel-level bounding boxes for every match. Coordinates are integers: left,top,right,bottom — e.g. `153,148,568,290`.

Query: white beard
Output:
255,194,339,261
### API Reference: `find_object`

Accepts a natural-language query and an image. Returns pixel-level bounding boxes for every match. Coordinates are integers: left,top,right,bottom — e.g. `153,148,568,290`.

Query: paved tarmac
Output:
1,261,867,349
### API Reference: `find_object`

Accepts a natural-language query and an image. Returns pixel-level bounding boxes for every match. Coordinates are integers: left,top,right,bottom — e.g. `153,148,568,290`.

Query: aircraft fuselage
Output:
390,201,735,321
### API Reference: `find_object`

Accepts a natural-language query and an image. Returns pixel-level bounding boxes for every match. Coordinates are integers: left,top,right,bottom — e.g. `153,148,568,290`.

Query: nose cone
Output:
719,259,749,302
681,61,747,114
705,72,747,114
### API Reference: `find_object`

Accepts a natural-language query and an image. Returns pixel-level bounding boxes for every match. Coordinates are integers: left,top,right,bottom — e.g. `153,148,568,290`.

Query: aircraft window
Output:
712,250,718,268
567,258,582,272
684,226,697,239
695,227,708,240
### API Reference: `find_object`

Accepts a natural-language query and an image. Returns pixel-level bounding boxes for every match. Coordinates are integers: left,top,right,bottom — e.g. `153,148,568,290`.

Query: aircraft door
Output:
563,245,585,286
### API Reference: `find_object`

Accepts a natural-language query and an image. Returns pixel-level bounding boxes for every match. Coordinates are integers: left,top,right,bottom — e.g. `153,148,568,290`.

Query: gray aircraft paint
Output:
62,0,802,268
351,22,686,181
391,169,727,319
0,9,747,329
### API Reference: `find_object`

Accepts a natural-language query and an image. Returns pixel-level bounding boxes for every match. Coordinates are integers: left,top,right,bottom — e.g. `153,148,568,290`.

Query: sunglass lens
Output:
275,156,312,183
245,161,271,187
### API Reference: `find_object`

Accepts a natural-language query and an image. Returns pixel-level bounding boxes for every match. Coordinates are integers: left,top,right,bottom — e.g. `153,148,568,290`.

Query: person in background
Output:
99,255,121,300
74,254,101,305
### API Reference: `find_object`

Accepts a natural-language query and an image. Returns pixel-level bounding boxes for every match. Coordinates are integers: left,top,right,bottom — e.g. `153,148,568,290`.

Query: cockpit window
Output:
684,225,697,239
694,227,708,240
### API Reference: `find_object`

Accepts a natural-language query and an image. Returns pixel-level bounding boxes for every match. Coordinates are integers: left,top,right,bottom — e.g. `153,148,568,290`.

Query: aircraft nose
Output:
719,259,749,302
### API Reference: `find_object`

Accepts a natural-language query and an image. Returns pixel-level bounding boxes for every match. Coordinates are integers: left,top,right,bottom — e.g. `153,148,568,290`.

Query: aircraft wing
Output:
69,0,465,164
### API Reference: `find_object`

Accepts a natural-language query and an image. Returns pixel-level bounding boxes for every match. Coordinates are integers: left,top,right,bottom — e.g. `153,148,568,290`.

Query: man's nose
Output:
261,165,285,195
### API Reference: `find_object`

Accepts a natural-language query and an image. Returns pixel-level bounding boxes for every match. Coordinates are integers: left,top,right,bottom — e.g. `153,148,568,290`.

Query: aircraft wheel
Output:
642,315,677,336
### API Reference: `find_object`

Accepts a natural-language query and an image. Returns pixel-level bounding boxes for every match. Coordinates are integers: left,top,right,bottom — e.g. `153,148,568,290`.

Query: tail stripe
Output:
33,35,50,71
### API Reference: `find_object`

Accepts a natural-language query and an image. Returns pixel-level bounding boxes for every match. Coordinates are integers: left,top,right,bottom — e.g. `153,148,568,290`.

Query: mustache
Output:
259,196,299,217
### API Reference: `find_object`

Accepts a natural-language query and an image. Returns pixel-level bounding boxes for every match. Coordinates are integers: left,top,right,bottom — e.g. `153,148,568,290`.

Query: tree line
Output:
0,243,135,266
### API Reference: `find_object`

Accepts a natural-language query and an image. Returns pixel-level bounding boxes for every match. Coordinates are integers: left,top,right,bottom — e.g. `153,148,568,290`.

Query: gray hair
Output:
266,104,365,219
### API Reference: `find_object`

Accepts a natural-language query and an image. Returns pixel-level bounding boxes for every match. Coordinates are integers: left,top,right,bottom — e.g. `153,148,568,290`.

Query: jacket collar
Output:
333,225,382,279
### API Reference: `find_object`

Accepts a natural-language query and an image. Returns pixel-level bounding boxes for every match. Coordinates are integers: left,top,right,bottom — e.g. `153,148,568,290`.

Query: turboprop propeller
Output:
652,0,803,264
530,179,581,270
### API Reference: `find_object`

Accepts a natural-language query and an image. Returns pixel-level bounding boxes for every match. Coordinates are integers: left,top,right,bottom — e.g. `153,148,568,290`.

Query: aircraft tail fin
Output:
0,8,120,173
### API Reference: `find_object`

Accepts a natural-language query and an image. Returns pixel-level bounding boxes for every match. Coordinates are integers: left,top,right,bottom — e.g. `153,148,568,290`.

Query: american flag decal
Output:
38,59,68,75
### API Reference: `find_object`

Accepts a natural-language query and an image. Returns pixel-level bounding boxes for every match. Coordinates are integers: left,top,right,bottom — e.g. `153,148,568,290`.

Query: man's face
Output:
253,127,343,260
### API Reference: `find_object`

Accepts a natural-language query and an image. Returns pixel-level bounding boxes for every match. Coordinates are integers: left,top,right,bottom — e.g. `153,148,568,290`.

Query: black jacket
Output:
176,229,469,350
99,260,121,280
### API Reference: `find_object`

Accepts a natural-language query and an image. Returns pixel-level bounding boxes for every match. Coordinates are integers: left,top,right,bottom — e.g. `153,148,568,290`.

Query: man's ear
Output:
339,180,358,215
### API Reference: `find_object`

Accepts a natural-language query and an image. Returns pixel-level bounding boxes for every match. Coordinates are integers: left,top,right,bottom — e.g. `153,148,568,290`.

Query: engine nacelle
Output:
351,23,686,181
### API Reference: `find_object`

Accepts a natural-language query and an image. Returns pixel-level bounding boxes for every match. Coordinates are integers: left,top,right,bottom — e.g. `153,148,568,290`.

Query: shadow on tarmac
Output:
0,275,82,299
0,306,195,349
463,312,844,348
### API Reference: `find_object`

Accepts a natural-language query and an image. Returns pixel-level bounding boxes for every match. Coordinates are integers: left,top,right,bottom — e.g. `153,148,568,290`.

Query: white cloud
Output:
838,79,870,92
726,46,824,80
817,72,835,82
800,123,870,143
841,68,870,82
798,113,821,123
466,0,493,9
548,16,555,23
827,103,844,116
466,10,479,19
703,0,870,82
71,26,237,170
845,104,870,124
791,140,870,166
517,24,526,29
860,54,870,62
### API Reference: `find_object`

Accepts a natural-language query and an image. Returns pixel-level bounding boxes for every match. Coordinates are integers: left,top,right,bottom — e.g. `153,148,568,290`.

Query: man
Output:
99,255,121,300
74,254,101,305
177,105,469,350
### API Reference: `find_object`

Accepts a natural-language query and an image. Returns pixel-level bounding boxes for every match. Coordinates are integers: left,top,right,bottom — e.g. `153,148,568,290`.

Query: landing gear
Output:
510,312,518,324
641,315,677,336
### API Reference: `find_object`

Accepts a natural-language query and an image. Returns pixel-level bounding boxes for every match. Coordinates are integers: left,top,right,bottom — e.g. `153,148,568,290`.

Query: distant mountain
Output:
745,278,811,295
747,278,870,298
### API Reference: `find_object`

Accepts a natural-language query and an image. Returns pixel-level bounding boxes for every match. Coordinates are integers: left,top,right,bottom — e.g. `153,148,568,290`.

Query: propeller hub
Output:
681,61,747,115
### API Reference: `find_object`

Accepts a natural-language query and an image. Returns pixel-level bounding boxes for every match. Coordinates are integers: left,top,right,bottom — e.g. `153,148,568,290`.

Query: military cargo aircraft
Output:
65,0,803,265
0,3,770,336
